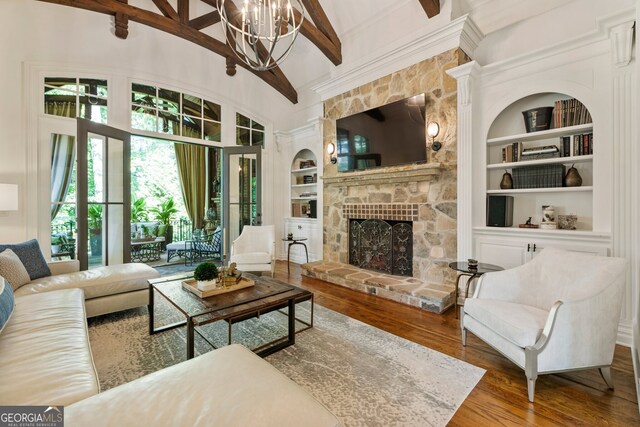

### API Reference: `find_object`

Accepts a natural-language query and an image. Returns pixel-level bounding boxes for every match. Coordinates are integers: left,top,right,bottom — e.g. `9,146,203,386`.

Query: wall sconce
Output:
427,121,442,151
327,143,337,164
0,183,18,212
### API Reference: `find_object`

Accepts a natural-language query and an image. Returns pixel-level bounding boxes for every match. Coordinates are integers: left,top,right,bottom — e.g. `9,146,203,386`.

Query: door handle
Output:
298,225,302,230
527,243,531,252
532,243,537,252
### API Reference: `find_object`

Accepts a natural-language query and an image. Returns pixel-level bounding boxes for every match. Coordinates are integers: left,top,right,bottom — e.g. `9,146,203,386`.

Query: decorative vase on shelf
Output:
500,171,513,189
564,164,582,187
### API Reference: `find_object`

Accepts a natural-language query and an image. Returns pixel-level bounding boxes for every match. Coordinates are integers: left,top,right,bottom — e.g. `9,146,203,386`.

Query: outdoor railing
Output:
172,217,193,242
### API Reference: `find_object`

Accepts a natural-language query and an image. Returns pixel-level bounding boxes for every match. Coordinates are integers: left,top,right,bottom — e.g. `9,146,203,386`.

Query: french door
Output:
77,119,131,270
222,146,262,260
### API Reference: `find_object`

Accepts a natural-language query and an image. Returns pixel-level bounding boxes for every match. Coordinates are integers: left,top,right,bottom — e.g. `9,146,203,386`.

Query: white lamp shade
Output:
0,184,18,211
427,121,440,138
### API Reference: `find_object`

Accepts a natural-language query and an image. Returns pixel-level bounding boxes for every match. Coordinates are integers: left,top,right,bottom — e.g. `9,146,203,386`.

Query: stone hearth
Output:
302,261,454,313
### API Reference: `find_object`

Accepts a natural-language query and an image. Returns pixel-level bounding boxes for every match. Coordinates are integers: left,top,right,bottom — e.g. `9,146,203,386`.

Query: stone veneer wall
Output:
322,48,468,286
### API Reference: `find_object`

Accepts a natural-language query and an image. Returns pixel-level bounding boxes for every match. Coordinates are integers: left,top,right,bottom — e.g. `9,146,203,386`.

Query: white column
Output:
609,20,637,344
447,61,481,260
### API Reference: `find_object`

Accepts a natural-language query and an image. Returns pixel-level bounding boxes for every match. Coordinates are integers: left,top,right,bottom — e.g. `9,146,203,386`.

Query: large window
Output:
44,78,108,123
131,84,221,142
236,113,265,147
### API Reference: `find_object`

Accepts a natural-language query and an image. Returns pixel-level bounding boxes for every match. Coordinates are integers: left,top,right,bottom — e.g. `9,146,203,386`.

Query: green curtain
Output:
50,134,76,220
174,143,206,229
45,101,75,118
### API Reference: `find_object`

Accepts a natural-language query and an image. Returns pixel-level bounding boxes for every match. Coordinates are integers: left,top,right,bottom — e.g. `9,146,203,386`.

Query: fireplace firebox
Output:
348,219,413,276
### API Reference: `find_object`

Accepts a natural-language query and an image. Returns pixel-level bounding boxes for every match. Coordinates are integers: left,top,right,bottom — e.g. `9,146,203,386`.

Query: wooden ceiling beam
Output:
291,8,341,65
36,0,298,103
300,0,341,52
177,0,189,24
200,0,217,8
417,0,440,18
151,0,179,21
189,11,221,30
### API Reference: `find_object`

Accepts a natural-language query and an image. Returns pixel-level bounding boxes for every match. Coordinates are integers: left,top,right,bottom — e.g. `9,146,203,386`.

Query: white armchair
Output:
229,225,275,277
461,247,627,402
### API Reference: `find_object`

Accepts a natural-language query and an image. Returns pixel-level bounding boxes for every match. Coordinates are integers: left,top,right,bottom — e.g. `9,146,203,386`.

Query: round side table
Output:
282,237,309,274
448,261,503,318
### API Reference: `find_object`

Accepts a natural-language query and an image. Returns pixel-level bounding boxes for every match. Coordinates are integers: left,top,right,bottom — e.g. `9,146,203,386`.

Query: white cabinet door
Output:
475,233,610,270
475,237,529,269
529,239,608,258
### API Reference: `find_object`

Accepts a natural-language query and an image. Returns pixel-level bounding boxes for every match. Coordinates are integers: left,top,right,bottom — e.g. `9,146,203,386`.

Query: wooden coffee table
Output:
148,273,313,359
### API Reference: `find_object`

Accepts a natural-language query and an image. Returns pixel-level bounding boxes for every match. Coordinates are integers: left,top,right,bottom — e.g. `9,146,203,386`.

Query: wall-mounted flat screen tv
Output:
335,93,427,172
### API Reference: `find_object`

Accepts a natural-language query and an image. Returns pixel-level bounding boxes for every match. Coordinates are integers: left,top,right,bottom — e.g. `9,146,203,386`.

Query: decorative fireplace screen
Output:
349,219,413,276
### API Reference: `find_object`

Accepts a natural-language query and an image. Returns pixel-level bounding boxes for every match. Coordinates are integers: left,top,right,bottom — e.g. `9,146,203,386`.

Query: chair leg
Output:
527,376,537,403
525,348,538,403
599,366,614,389
460,310,467,346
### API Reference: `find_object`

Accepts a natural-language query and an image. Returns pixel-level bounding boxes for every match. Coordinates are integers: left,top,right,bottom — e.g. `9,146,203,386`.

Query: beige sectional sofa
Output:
14,260,160,317
0,275,341,426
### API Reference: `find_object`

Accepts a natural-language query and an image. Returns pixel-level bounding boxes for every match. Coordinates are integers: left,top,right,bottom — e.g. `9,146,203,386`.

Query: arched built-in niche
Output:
485,92,594,230
290,149,318,218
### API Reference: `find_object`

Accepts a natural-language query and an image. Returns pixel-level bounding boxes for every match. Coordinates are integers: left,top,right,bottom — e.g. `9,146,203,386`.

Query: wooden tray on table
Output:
181,277,255,298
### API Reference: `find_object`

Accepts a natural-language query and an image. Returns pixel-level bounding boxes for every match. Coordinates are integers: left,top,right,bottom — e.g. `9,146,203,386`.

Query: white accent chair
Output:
461,247,627,402
230,225,275,276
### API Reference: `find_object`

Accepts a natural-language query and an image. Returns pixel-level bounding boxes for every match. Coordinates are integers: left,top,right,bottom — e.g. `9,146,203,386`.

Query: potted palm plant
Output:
150,197,179,245
130,197,148,223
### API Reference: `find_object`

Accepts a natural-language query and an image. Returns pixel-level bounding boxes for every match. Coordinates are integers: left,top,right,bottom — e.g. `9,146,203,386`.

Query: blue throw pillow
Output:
0,277,15,333
0,239,51,280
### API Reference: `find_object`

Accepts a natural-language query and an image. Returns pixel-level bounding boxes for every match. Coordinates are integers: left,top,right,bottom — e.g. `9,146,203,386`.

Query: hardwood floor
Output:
273,260,640,426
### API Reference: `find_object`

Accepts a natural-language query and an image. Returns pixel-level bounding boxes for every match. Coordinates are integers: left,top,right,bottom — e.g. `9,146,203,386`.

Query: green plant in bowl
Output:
194,262,219,282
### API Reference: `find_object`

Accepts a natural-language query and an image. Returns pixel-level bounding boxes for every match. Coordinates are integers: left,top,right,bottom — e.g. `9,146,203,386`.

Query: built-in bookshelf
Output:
485,94,595,231
290,149,318,218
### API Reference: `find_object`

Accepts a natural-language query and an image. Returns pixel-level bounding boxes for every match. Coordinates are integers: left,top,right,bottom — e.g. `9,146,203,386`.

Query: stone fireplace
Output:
323,165,456,285
302,48,468,312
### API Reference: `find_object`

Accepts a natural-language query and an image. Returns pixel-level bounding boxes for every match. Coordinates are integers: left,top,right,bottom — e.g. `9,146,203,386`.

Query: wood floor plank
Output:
273,261,640,426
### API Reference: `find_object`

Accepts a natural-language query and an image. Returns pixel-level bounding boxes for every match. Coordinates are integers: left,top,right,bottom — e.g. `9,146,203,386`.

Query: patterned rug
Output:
88,299,484,426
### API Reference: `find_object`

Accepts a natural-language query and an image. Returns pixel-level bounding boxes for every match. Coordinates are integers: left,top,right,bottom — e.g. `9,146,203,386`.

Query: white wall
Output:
0,0,299,243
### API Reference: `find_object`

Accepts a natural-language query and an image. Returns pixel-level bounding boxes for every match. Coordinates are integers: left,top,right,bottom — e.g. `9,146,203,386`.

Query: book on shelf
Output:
566,132,593,156
512,164,565,189
501,142,522,163
298,159,316,169
554,98,592,128
521,145,560,160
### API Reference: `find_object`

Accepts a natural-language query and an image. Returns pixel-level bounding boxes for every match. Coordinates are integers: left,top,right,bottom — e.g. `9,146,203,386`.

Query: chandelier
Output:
218,0,305,71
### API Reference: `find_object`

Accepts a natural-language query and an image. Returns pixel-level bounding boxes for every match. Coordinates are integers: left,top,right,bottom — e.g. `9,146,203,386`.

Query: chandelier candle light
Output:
218,0,304,71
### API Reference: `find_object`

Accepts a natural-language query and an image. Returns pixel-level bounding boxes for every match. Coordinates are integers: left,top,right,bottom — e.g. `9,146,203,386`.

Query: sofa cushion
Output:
14,263,160,300
0,277,14,333
0,289,99,406
464,298,549,348
66,344,340,427
231,252,271,265
0,249,31,290
0,239,51,280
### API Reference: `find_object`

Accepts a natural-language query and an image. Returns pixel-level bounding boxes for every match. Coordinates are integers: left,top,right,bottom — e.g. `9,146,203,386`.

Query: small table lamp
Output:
0,184,18,211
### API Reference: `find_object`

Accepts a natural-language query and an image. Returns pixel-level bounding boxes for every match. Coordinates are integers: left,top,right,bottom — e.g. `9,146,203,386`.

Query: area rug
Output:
88,300,484,426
